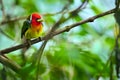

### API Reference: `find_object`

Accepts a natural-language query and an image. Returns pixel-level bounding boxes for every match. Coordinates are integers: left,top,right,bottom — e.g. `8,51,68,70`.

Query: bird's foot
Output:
38,37,42,41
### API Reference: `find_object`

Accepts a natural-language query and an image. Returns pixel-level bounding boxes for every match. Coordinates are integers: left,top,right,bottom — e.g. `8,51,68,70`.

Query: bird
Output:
21,13,43,64
21,12,43,39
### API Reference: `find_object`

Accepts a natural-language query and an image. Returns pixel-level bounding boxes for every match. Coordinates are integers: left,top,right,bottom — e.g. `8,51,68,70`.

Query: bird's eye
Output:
36,18,39,20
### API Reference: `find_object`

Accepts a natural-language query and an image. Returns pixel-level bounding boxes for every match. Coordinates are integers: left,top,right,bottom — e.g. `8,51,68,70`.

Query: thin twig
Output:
70,0,89,13
43,2,69,16
0,0,6,19
35,40,48,80
0,16,27,25
0,29,14,40
59,0,89,25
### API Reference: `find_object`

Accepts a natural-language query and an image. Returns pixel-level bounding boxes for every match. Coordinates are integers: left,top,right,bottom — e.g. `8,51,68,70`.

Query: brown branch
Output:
0,55,21,73
52,8,115,36
0,8,116,55
0,16,27,25
0,38,42,54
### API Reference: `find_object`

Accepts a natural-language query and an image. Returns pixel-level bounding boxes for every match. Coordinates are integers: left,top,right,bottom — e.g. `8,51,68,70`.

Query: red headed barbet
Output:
21,13,43,39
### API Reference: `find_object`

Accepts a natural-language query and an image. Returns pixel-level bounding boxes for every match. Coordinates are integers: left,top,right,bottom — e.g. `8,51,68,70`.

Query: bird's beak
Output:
37,19,43,22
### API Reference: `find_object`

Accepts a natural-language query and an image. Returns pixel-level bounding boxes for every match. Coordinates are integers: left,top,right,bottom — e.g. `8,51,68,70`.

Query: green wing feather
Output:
21,20,31,38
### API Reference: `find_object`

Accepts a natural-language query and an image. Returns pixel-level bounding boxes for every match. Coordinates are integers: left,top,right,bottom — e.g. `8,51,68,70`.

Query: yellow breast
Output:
25,25,43,39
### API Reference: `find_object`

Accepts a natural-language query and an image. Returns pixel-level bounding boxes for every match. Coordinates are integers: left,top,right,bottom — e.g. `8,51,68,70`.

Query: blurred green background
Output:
0,0,117,80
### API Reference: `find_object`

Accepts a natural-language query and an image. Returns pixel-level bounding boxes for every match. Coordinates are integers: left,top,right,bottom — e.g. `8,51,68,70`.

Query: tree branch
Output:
0,55,21,73
52,8,115,36
0,8,116,55
0,16,27,25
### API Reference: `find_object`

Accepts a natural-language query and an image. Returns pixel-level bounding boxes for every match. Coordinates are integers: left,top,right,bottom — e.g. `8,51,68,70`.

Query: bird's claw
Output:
38,37,42,41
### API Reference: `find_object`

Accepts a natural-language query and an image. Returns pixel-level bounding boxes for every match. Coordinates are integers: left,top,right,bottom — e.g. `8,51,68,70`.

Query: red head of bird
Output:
30,13,43,28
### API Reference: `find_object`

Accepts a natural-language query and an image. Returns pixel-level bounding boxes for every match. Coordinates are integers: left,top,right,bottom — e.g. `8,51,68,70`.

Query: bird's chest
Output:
31,28,41,34
25,26,42,39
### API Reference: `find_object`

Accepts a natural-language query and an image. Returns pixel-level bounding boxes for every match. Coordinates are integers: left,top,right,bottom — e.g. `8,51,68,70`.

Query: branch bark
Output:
51,8,115,38
0,8,115,55
0,55,21,73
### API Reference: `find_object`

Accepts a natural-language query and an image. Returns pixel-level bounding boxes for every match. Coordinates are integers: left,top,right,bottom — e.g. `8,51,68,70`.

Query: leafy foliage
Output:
0,0,117,80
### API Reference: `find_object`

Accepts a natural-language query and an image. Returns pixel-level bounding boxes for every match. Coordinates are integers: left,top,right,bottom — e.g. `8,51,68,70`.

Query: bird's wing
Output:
21,20,31,38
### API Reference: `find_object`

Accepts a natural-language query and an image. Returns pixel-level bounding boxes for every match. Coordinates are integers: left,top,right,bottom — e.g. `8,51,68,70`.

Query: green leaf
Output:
49,66,68,80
